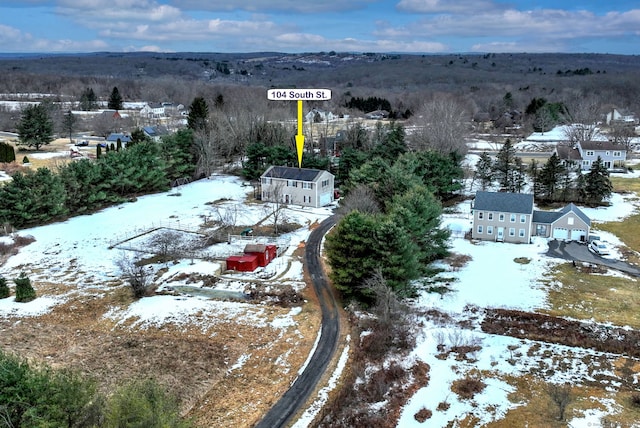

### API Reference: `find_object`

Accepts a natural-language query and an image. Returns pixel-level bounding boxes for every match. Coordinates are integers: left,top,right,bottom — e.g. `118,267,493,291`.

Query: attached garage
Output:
570,229,587,242
552,227,569,240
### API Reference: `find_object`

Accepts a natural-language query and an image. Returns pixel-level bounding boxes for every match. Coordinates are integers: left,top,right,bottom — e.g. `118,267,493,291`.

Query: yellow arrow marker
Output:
295,99,305,168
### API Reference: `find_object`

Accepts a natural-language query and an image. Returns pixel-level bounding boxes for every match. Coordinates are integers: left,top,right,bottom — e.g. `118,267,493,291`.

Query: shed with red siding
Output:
226,254,259,272
244,244,278,267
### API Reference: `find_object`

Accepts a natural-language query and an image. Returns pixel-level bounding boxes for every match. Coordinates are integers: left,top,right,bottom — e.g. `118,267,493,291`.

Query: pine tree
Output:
79,88,97,111
0,142,16,163
474,151,494,190
528,159,541,198
108,86,123,111
493,139,517,191
14,272,36,302
0,276,9,299
17,104,54,150
585,156,612,204
187,96,209,132
62,109,77,143
539,153,566,201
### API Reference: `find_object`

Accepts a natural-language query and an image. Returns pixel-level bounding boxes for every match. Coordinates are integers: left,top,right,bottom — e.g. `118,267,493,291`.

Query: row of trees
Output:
0,349,191,427
325,122,463,303
473,140,612,204
0,130,194,228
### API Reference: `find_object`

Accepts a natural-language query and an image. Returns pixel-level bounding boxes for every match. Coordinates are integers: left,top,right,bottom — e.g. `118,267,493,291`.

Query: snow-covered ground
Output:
2,167,640,427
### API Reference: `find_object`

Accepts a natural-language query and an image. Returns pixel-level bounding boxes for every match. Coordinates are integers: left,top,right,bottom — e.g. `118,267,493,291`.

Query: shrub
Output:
414,407,432,422
631,392,640,408
451,375,486,399
0,276,9,298
14,272,36,302
22,155,29,164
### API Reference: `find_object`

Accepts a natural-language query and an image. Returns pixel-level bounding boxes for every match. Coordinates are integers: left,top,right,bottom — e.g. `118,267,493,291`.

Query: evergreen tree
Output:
187,96,209,132
325,211,382,302
528,159,542,199
17,104,54,150
61,109,77,143
108,86,123,110
493,139,517,191
0,168,67,227
79,87,97,111
0,142,16,163
161,129,196,181
370,121,407,162
130,128,150,146
0,276,9,299
511,157,527,193
14,272,35,302
585,156,612,204
539,153,566,200
474,151,494,191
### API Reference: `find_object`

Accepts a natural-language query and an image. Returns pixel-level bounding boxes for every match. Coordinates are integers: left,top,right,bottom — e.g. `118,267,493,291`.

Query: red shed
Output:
226,254,259,272
244,244,277,267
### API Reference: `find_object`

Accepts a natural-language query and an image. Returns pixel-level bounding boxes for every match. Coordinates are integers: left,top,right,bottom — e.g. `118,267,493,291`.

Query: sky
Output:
0,1,639,55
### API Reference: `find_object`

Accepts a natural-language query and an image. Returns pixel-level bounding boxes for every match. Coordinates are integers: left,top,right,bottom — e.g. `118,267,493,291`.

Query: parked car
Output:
589,240,610,255
75,140,89,146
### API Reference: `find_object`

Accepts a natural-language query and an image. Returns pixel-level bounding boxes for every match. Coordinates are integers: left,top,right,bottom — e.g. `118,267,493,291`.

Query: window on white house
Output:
613,151,621,157
302,182,313,189
509,228,515,236
478,212,484,220
568,217,574,225
477,225,483,234
586,150,594,156
520,214,526,223
488,212,493,220
519,229,525,237
510,214,516,222
499,213,505,221
487,226,493,234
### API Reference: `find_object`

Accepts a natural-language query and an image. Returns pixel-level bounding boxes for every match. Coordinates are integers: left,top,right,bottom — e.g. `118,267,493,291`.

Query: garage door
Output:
553,228,569,240
570,229,586,242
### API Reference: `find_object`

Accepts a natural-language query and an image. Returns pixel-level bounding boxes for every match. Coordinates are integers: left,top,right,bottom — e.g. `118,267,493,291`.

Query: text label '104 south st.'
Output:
267,89,332,101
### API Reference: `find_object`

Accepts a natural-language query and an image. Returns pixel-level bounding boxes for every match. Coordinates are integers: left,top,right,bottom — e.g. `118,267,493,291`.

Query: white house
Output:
260,166,335,208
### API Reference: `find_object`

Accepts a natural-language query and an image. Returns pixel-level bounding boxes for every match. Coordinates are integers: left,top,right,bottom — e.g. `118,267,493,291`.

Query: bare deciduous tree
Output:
115,253,153,299
562,94,602,143
547,383,573,421
408,96,470,155
336,184,381,217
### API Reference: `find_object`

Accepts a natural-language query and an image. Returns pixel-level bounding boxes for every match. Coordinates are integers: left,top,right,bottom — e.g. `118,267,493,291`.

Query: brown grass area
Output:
541,263,640,329
0,271,323,428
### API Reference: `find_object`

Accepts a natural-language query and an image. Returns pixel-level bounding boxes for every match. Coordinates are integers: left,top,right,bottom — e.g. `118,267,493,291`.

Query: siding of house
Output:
261,166,334,208
472,210,532,243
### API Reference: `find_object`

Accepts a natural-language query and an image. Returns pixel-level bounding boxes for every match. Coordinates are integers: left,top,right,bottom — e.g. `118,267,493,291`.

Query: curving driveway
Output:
546,240,640,276
255,216,340,428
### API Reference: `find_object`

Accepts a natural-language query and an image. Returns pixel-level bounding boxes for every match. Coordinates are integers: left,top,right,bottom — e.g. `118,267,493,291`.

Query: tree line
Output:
0,130,194,228
324,121,463,304
473,140,612,204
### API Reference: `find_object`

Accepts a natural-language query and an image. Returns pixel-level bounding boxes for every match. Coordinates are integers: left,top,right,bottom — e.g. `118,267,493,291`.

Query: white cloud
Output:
169,0,376,13
57,0,182,21
396,0,499,14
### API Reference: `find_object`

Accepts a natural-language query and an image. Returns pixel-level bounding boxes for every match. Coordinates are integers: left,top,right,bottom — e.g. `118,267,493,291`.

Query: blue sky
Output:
0,0,639,54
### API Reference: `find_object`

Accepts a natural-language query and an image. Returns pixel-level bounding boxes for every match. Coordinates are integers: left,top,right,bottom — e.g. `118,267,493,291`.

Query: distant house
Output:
106,133,132,145
142,126,169,142
305,108,335,123
260,166,335,208
471,191,590,243
554,140,627,170
140,102,165,118
365,110,389,119
605,108,638,126
101,109,121,120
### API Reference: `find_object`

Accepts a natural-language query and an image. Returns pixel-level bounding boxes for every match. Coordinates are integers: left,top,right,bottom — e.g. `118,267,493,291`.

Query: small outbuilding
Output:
226,254,259,272
244,243,277,267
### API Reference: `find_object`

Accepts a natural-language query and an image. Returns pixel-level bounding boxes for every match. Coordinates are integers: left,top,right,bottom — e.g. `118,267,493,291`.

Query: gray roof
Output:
580,140,626,152
473,191,534,214
532,203,591,226
262,166,331,182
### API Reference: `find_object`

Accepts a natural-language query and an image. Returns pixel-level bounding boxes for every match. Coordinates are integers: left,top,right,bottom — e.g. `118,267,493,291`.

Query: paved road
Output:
546,240,640,276
255,215,340,428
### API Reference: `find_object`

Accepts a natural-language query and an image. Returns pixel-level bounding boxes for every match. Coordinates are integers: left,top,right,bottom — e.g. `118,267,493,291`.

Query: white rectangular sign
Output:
267,88,332,101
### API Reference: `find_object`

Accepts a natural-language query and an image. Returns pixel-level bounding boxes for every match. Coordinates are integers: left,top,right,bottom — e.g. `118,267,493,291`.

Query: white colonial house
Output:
554,140,627,170
260,166,335,208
